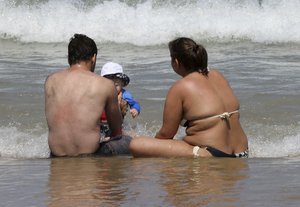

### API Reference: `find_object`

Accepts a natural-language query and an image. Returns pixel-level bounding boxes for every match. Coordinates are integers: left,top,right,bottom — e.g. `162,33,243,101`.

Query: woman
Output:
129,37,248,158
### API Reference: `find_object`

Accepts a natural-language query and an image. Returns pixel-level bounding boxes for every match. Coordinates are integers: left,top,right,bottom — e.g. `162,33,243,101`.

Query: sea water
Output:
0,0,300,206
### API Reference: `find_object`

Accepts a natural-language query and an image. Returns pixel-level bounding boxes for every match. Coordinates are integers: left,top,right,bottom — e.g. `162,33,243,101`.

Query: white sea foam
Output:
250,133,300,158
247,122,300,158
0,122,299,158
0,0,300,45
0,125,50,159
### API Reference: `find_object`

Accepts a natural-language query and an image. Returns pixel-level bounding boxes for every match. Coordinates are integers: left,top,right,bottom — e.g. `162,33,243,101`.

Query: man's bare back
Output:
45,34,122,156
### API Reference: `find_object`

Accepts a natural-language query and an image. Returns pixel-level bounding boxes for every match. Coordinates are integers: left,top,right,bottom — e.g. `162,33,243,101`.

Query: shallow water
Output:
0,37,300,206
0,0,300,206
1,157,300,207
0,40,299,158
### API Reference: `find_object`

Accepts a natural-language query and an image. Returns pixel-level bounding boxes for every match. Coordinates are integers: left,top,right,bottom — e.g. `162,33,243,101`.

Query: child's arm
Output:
122,89,141,118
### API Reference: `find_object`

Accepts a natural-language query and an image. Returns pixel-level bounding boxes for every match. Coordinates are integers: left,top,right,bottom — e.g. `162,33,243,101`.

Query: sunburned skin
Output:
129,37,248,158
45,34,123,157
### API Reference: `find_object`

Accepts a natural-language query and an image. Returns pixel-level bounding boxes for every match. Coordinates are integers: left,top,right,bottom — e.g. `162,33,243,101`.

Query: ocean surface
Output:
0,0,300,206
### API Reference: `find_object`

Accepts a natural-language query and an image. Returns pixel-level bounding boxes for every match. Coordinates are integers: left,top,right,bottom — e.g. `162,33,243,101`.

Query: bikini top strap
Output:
211,110,239,120
180,110,239,128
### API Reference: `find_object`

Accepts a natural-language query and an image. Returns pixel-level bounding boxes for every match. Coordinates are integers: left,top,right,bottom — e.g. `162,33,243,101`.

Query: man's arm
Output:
105,83,123,137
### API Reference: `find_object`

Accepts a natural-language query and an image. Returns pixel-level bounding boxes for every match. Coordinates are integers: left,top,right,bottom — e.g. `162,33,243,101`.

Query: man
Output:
45,34,131,157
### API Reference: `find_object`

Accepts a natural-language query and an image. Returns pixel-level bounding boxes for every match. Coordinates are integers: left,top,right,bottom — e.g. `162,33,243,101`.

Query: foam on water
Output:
0,122,299,159
0,125,50,159
250,133,300,158
0,0,299,159
0,0,300,45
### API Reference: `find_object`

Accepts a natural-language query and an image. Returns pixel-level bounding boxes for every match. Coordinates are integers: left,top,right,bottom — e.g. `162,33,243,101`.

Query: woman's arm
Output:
155,83,183,139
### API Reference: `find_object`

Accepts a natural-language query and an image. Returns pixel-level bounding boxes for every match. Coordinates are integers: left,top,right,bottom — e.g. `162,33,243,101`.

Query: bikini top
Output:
209,110,239,120
180,110,239,127
180,67,239,127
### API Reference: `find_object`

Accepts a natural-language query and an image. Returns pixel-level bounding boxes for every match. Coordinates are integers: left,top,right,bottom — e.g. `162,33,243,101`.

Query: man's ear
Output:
92,54,97,63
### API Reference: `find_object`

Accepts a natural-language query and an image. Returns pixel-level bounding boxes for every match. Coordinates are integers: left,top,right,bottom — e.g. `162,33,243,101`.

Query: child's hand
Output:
130,108,139,118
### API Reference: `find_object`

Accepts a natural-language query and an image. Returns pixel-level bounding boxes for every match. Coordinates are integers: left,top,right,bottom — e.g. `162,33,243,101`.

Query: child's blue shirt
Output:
122,89,141,113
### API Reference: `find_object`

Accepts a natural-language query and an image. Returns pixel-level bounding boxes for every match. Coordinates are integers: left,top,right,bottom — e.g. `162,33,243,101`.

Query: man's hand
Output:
120,99,128,117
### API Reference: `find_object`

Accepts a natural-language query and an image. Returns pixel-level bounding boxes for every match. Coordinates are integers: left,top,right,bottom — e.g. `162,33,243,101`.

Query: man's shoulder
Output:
87,74,116,97
46,68,67,79
93,74,115,87
45,69,68,86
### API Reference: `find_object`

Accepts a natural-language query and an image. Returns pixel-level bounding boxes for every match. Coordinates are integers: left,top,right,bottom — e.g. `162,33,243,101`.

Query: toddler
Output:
100,62,141,136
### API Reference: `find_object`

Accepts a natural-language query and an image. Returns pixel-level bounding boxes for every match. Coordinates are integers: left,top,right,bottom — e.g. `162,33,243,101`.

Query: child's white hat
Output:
101,62,130,86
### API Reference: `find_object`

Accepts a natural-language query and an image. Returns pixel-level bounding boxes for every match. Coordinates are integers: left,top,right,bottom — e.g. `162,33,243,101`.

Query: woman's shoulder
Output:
170,76,195,93
208,68,228,80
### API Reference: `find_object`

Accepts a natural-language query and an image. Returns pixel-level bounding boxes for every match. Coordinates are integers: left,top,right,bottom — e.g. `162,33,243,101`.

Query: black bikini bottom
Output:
206,146,248,158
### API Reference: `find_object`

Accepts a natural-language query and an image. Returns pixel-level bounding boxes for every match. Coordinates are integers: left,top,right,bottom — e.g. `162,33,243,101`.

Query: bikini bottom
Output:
193,146,248,158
